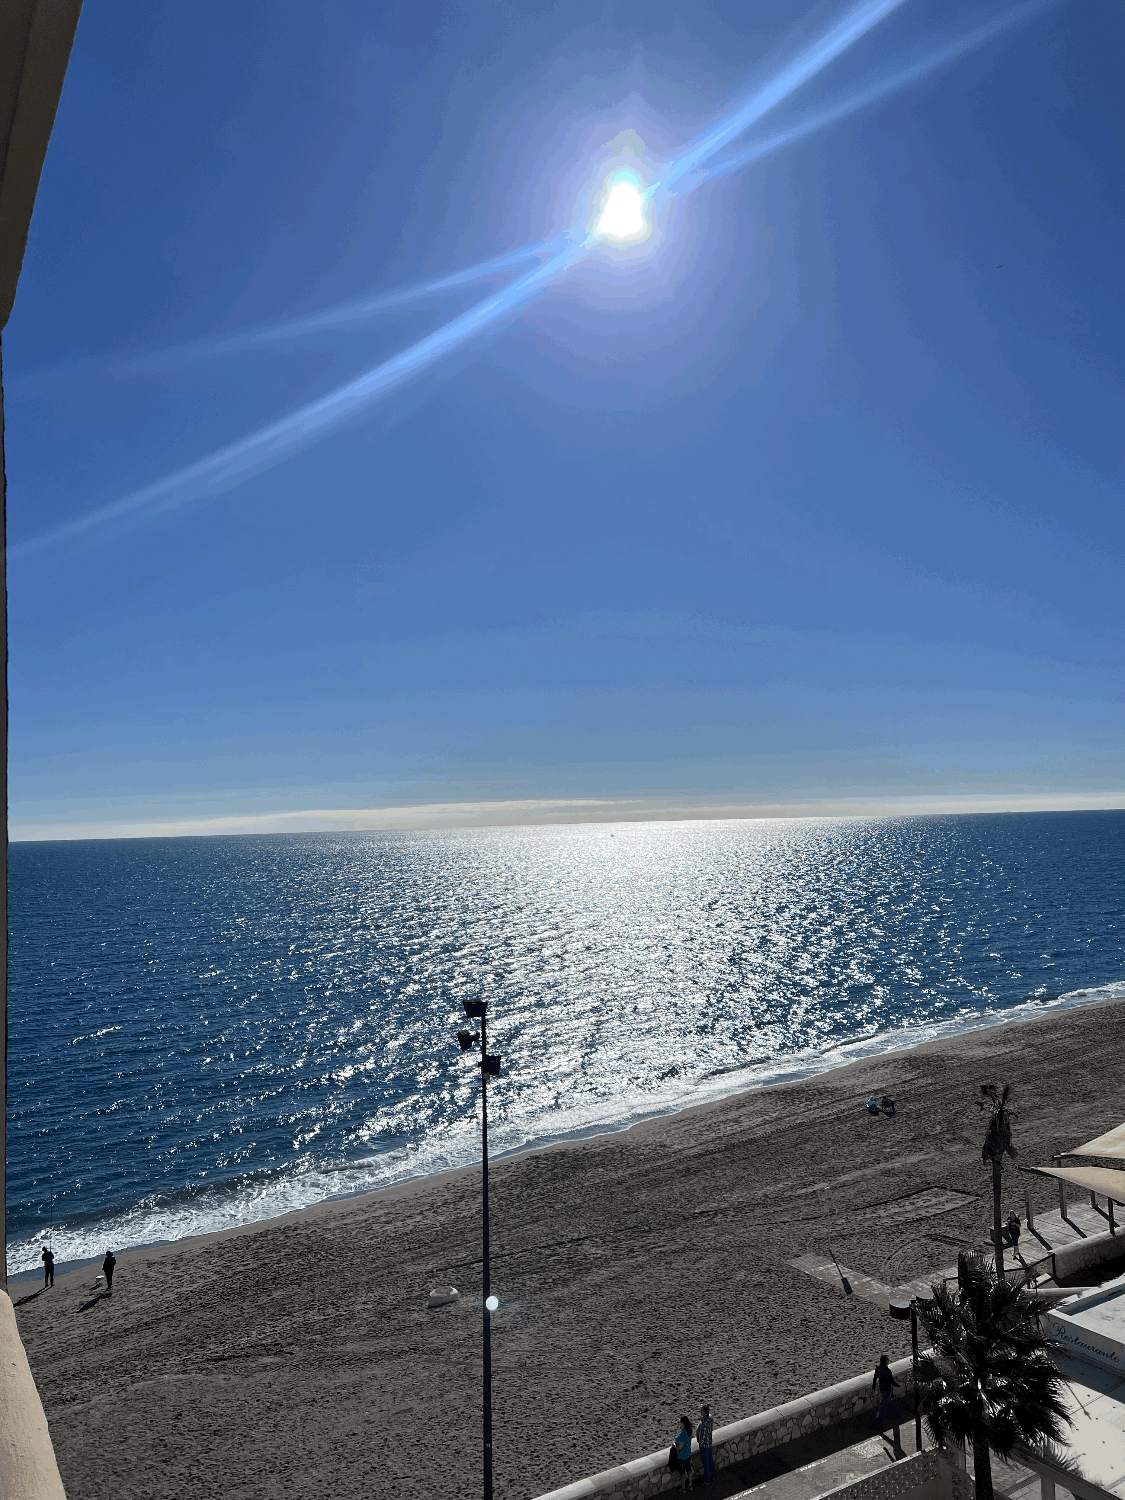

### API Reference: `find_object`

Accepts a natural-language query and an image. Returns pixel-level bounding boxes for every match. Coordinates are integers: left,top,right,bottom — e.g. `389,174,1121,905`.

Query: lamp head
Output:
456,1029,478,1052
463,998,487,1020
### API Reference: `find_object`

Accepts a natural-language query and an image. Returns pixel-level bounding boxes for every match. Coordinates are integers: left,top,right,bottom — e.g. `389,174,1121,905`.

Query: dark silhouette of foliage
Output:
979,1083,1018,1272
919,1253,1070,1500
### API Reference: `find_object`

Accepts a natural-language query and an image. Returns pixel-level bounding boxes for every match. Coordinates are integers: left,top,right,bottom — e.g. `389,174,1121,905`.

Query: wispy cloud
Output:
11,792,1122,842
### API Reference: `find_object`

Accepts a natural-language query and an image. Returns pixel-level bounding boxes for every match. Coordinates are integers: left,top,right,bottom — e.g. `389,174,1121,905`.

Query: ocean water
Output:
6,811,1124,1274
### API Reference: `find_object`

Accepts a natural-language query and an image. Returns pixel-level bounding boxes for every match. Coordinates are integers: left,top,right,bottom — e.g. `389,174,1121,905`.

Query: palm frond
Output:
918,1256,1072,1476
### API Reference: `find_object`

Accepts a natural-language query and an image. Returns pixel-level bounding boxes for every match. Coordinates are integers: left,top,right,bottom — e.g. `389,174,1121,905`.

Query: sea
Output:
6,811,1124,1276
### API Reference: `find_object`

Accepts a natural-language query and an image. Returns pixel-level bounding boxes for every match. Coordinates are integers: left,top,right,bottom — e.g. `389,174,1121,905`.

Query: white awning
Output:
1040,1163,1125,1203
1072,1123,1125,1163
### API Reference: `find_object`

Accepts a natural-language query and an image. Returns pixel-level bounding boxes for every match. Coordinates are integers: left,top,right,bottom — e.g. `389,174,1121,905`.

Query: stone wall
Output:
532,1357,916,1500
812,1449,974,1500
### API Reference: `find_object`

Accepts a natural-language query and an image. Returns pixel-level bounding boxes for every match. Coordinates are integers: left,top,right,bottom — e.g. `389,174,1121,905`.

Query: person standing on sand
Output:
872,1354,900,1430
102,1250,116,1294
697,1405,715,1484
674,1415,694,1491
41,1246,54,1288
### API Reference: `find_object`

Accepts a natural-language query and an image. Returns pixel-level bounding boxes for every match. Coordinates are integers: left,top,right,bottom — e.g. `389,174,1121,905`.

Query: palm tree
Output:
979,1083,1017,1274
918,1253,1071,1500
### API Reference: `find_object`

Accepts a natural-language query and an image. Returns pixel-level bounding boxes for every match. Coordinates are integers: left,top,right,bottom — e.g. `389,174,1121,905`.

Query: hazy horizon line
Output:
9,792,1124,843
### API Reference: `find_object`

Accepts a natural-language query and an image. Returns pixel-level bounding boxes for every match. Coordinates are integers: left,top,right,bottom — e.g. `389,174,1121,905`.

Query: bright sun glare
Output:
596,176,649,243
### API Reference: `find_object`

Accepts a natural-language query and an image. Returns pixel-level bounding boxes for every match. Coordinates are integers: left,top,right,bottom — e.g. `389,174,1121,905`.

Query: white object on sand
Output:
426,1286,459,1309
93,1275,103,1286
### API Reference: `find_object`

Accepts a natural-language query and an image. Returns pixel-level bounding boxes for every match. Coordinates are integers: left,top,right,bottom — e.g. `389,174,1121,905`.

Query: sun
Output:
596,173,650,244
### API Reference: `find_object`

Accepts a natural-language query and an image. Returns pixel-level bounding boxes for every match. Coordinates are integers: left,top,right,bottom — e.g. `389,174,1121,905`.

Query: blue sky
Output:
6,0,1123,839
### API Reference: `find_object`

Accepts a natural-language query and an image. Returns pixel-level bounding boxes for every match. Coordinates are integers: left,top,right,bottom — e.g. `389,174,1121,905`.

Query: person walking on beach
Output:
102,1249,116,1295
674,1414,694,1490
872,1354,900,1431
41,1246,54,1288
1007,1212,1022,1254
697,1404,715,1484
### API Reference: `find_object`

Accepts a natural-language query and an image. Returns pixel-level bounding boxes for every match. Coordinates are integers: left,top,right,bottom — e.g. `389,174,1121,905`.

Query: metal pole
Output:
481,1009,493,1500
911,1305,921,1453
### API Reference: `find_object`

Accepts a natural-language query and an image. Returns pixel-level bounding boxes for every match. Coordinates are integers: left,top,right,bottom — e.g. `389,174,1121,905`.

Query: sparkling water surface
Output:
7,811,1124,1273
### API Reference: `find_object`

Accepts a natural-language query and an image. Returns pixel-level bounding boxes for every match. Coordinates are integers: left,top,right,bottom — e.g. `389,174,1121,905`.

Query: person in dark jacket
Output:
696,1405,715,1484
41,1246,54,1288
102,1250,116,1294
1007,1212,1022,1254
872,1354,900,1430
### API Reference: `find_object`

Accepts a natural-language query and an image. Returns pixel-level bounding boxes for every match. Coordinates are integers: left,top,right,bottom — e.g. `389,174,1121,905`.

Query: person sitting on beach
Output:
866,1096,880,1114
102,1249,116,1295
697,1404,715,1485
41,1245,54,1288
872,1354,900,1431
674,1415,694,1491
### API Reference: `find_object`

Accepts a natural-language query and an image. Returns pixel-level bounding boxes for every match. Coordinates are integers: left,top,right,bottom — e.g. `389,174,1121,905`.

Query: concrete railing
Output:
0,1290,67,1500
532,1357,915,1500
1050,1229,1123,1284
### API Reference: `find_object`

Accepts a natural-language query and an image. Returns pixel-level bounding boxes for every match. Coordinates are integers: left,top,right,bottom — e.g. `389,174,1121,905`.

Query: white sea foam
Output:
10,975,1120,1277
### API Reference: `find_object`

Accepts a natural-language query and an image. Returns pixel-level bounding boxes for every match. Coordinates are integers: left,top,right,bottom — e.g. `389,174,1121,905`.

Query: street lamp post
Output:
457,998,502,1500
889,1296,928,1453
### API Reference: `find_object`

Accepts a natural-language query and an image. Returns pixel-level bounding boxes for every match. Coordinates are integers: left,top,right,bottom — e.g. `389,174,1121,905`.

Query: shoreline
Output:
14,993,1125,1499
8,977,1124,1285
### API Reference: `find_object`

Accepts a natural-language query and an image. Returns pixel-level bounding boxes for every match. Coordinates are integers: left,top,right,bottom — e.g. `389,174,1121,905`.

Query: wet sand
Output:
13,997,1124,1500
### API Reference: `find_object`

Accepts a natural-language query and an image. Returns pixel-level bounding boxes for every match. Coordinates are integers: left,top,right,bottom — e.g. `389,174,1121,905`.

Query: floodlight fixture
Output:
457,1029,479,1052
463,998,487,1020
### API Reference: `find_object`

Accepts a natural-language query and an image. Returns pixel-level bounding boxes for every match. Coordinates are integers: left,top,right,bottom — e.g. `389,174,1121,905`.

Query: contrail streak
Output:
699,0,1056,186
15,0,1042,558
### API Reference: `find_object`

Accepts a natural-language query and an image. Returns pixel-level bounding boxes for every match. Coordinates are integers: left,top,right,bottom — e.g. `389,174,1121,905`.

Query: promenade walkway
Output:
705,1415,1044,1500
790,1194,1121,1313
749,1193,1121,1500
695,1413,922,1500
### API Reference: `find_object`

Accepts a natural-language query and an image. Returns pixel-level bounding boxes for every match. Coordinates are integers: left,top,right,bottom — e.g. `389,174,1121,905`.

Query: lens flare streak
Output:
15,243,589,555
656,0,907,194
12,0,1055,558
206,235,574,353
699,0,1056,187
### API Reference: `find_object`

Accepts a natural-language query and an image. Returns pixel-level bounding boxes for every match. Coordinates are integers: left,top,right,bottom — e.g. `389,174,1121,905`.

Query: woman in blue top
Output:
675,1415,694,1491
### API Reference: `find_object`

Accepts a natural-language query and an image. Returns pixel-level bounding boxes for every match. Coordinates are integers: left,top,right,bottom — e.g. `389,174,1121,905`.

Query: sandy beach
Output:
11,997,1124,1500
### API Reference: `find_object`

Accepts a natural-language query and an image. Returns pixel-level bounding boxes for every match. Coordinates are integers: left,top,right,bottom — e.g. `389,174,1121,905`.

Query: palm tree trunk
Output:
973,1426,994,1500
993,1157,1004,1276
